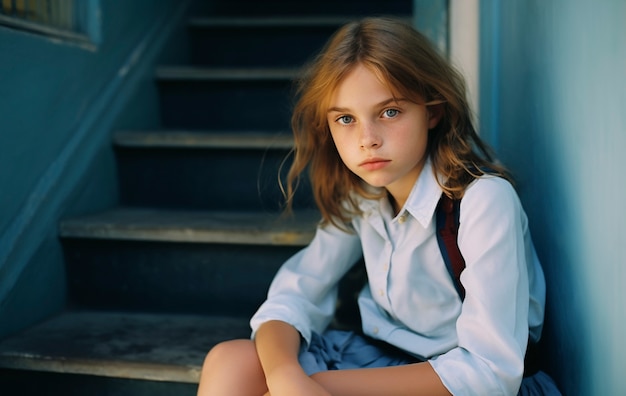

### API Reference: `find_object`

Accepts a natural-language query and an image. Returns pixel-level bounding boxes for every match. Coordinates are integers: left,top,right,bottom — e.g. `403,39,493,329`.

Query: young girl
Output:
197,17,560,395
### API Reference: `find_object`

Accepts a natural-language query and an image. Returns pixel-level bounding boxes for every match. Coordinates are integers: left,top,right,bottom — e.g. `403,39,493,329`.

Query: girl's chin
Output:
359,177,393,189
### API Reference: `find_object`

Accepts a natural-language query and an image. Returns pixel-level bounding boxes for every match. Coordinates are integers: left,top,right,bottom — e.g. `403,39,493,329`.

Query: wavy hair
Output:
284,17,509,228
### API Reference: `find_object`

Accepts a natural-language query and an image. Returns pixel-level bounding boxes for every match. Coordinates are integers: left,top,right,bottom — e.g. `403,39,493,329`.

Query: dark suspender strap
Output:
436,187,541,376
436,194,466,300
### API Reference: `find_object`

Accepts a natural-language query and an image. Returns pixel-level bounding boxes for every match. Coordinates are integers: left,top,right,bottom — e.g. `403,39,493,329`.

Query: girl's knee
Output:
198,339,266,395
202,339,258,372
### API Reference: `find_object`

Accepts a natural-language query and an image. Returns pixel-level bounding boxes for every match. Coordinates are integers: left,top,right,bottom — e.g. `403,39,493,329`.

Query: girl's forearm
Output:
254,320,304,378
311,361,452,396
254,322,450,395
255,321,332,396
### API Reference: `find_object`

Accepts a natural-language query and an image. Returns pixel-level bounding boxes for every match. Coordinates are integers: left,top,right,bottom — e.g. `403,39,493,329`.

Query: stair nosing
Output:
187,16,358,28
113,130,294,150
59,208,319,246
0,354,200,383
187,15,412,28
155,66,300,81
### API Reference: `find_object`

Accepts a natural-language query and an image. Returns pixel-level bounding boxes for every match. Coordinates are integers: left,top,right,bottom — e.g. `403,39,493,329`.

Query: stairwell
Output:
0,1,413,394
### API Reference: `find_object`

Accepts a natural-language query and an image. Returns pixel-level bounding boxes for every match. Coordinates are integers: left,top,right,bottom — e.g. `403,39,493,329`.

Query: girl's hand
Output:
265,365,331,396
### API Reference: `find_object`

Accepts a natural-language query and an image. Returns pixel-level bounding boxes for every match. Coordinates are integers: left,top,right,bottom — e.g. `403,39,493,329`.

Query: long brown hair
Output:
284,17,509,228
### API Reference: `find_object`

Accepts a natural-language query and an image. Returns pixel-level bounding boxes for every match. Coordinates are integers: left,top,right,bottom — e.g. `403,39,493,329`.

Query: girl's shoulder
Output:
462,174,523,214
467,173,515,193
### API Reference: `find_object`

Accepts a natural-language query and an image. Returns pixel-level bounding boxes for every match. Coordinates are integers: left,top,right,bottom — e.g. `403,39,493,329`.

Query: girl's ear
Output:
427,103,444,129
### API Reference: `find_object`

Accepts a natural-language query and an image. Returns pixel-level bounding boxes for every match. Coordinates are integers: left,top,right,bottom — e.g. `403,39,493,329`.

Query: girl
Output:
197,17,560,395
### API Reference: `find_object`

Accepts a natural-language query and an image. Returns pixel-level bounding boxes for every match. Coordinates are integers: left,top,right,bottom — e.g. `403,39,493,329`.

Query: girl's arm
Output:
255,320,331,396
311,363,451,396
256,321,451,396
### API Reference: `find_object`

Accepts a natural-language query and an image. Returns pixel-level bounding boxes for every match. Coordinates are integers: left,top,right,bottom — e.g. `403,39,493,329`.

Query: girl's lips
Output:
359,158,391,171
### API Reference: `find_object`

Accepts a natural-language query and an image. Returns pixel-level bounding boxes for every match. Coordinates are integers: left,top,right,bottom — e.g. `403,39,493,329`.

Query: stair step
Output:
187,17,349,67
190,0,413,17
113,130,293,150
114,141,313,210
186,16,412,68
188,16,356,28
156,67,294,130
62,238,304,315
59,209,317,315
59,208,318,246
0,311,250,383
155,66,299,81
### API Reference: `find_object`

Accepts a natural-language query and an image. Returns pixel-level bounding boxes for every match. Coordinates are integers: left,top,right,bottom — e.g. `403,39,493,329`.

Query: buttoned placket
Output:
384,208,414,321
362,208,392,315
365,205,412,317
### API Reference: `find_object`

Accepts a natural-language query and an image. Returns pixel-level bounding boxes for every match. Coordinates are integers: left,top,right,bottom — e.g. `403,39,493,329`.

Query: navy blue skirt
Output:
299,329,561,395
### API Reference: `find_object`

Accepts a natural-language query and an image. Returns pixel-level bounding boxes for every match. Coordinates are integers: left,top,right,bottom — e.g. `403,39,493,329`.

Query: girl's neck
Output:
387,191,404,216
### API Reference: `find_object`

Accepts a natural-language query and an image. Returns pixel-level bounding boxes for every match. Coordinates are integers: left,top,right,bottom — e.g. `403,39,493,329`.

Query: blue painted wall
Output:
480,1,626,394
0,0,190,338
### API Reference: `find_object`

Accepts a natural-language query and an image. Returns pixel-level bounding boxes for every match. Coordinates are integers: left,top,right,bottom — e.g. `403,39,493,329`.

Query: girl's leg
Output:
197,339,268,396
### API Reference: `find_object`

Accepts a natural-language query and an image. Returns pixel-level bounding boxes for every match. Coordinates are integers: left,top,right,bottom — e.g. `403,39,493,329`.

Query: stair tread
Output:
113,130,293,149
188,15,359,28
0,310,250,383
155,66,300,81
59,208,319,245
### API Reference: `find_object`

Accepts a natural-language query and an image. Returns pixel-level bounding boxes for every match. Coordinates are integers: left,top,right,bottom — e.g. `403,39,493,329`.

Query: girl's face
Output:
327,64,441,206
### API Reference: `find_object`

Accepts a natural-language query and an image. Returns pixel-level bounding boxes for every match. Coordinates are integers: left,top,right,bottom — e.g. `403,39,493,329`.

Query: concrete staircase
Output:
0,1,412,394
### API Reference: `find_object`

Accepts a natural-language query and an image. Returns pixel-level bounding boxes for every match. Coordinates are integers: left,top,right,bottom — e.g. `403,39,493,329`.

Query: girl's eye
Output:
336,115,354,125
383,109,400,118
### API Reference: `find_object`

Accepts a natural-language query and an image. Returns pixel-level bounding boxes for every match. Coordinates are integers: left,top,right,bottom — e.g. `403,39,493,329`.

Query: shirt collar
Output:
402,158,444,228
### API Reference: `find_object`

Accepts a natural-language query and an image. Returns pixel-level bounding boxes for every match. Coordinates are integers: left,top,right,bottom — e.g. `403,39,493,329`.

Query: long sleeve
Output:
250,220,363,345
429,176,545,395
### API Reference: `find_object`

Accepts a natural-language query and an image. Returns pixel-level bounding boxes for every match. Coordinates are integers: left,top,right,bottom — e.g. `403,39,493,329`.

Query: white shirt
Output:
250,159,546,395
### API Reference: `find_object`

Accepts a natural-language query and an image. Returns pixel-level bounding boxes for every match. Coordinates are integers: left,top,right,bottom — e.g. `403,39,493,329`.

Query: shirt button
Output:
383,264,389,271
378,289,385,297
373,327,379,334
398,214,407,224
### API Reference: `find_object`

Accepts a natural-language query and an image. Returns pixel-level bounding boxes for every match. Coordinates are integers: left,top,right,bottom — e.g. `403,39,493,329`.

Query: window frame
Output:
0,0,101,49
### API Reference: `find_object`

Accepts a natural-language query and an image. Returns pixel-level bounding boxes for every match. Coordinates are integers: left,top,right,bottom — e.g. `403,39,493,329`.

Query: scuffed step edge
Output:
155,66,300,81
59,208,319,246
113,130,293,150
188,16,358,28
0,355,200,384
188,15,412,28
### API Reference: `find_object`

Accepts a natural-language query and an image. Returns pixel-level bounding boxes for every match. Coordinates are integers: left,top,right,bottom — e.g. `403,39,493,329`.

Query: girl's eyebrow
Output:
327,97,406,113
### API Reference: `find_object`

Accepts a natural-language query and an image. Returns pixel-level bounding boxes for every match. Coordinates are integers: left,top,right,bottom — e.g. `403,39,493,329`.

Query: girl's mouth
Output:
359,158,391,171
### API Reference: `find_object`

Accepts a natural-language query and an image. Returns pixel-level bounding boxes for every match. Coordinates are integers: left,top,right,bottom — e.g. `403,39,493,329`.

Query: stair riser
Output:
189,25,336,67
63,239,301,316
193,0,412,16
116,147,314,210
158,79,293,130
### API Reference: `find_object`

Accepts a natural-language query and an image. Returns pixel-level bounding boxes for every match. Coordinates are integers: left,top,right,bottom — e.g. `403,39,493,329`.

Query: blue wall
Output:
480,1,626,394
0,0,190,338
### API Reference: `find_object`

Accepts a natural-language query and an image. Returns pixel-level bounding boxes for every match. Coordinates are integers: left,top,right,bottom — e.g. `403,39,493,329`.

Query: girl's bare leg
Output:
197,339,268,396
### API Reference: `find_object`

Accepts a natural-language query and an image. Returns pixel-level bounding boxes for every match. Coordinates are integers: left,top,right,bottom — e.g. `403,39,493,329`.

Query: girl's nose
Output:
359,123,382,148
